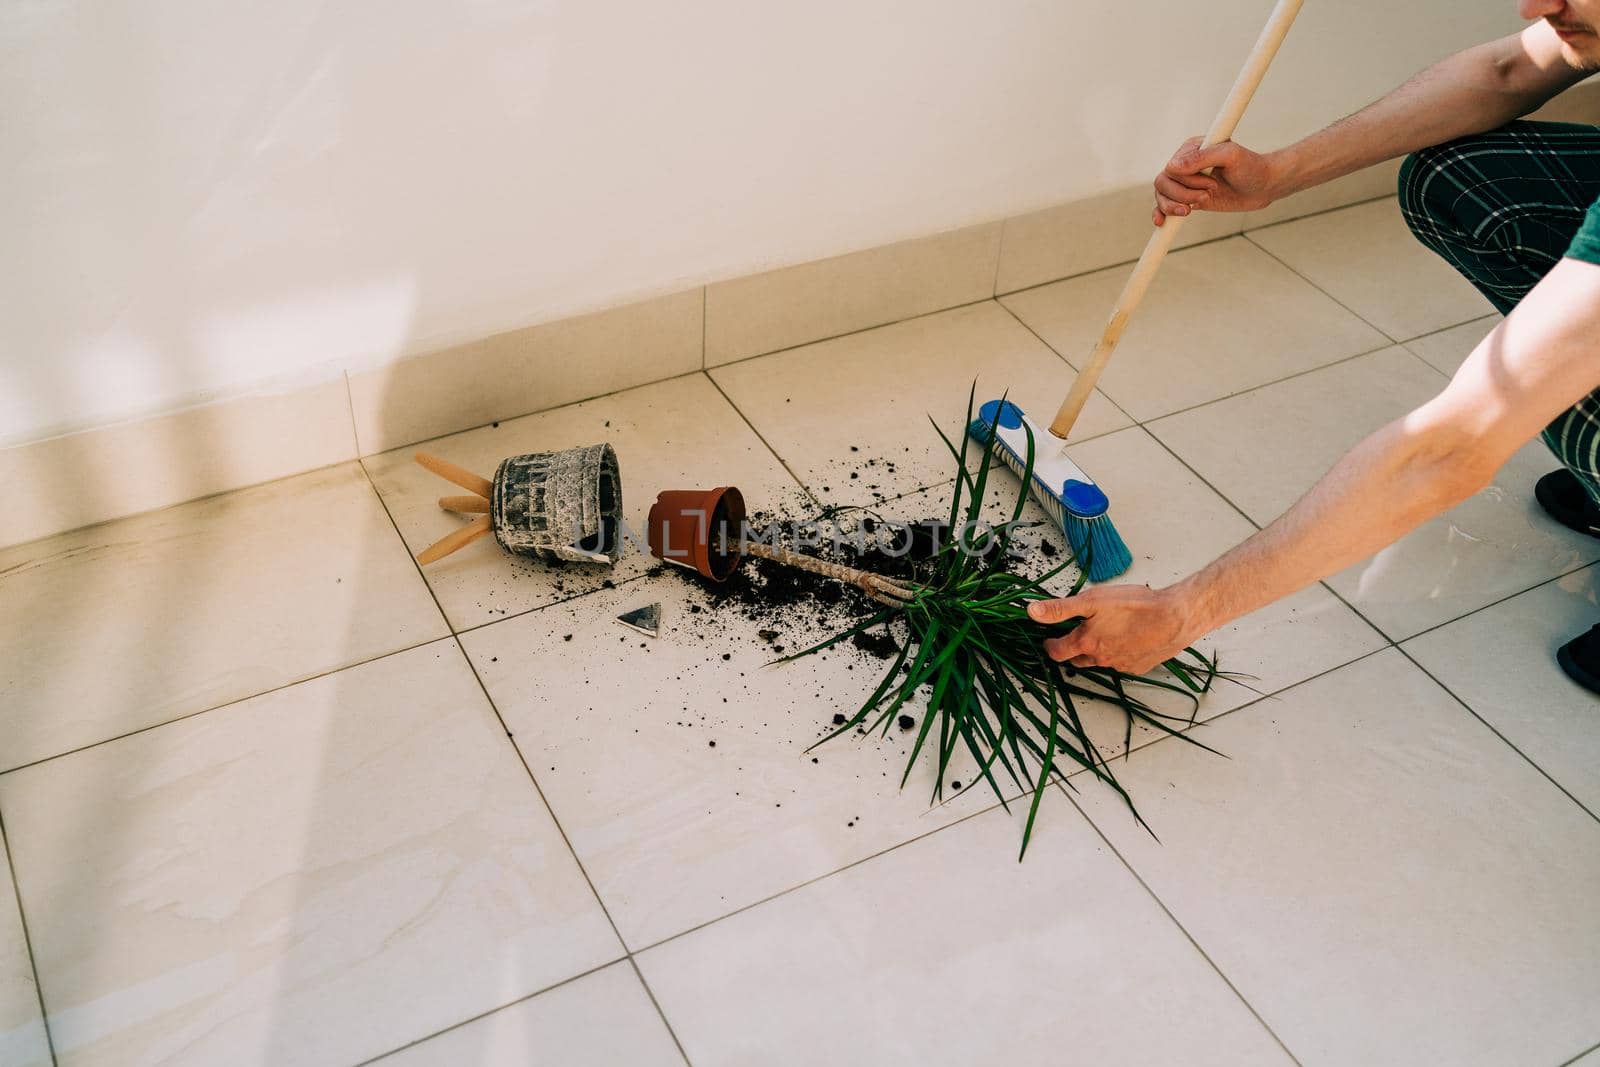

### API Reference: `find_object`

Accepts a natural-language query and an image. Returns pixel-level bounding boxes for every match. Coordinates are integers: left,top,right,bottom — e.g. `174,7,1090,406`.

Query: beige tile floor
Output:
2,197,1598,1067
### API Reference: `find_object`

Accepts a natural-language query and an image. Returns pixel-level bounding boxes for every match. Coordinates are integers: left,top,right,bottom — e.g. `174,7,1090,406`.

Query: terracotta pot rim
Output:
647,485,746,581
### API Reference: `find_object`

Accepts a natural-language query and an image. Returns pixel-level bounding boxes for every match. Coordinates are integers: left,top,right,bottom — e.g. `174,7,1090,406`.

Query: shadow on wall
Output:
0,304,551,1061
0,24,540,1061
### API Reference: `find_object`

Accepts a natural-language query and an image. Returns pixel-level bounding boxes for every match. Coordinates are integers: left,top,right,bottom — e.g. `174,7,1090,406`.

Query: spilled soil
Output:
515,455,1077,828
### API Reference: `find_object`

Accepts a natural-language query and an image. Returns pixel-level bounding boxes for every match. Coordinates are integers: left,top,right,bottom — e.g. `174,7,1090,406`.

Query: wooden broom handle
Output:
1048,0,1304,439
414,451,494,499
439,495,491,513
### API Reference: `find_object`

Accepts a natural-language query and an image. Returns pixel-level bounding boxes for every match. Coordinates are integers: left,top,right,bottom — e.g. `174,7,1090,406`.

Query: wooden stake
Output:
417,515,492,565
744,542,918,607
414,451,493,499
438,495,491,514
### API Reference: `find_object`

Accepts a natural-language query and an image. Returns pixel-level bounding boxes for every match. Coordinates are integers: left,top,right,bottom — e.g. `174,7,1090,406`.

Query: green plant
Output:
781,388,1222,858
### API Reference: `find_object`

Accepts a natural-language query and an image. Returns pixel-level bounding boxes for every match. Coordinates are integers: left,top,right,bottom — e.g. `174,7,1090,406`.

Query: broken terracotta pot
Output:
647,486,745,581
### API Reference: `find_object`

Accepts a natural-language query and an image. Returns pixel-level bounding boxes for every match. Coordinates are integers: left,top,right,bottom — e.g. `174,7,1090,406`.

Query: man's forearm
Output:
1270,28,1585,198
1171,416,1492,637
1034,263,1600,675
1171,255,1600,644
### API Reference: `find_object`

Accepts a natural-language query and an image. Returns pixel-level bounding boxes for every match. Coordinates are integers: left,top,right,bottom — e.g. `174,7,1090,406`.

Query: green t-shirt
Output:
1567,195,1600,265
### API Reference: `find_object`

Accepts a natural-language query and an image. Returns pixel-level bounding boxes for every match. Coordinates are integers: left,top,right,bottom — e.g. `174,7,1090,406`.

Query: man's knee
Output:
1396,122,1583,314
1397,139,1476,241
1399,122,1555,241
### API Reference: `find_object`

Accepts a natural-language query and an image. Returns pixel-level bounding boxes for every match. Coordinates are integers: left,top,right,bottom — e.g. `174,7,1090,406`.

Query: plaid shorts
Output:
1398,120,1600,504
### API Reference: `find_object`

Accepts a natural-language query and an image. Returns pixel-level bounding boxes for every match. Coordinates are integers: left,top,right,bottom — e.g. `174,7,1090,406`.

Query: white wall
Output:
0,1,1522,446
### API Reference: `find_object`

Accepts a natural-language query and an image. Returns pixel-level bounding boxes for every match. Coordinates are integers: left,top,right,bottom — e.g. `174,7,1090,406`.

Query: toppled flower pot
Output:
647,486,745,581
491,444,622,563
412,445,623,566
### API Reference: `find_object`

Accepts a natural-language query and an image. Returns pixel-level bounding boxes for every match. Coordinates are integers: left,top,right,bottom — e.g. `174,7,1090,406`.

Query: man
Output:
1030,0,1600,694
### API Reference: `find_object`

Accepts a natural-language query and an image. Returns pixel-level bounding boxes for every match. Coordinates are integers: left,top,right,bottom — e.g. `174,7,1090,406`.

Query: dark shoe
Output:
1557,623,1600,696
1536,469,1600,540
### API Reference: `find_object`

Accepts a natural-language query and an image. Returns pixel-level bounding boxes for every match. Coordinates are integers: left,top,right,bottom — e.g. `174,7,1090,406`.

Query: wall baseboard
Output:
7,78,1596,551
346,288,703,456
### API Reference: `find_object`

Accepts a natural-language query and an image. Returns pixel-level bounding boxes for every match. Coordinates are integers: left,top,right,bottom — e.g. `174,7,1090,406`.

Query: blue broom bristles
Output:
966,415,1133,582
1062,511,1133,583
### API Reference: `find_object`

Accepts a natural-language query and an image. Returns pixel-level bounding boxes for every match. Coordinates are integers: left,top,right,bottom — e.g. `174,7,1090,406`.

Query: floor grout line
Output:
0,632,451,779
358,458,706,1064
0,565,660,779
1394,312,1504,348
1058,646,1393,783
1395,343,1457,384
1133,421,1404,651
1235,191,1402,239
1398,558,1599,644
1136,339,1400,426
991,273,1464,436
991,298,1142,429
625,956,696,1067
702,371,822,507
360,465,624,945
1057,785,1305,1067
1234,226,1493,353
1394,642,1600,826
449,572,656,639
1140,415,1385,644
445,633,644,985
0,808,58,1066
1133,424,1263,531
347,955,629,1066
0,452,372,559
1240,231,1401,346
627,790,1023,958
1559,1036,1600,1067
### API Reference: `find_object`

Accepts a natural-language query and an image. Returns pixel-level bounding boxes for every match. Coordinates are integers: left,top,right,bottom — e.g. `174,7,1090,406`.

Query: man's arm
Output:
1153,23,1586,223
1030,256,1600,675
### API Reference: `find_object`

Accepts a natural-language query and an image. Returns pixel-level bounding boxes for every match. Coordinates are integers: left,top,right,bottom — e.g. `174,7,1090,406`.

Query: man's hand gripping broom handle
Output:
1048,0,1305,440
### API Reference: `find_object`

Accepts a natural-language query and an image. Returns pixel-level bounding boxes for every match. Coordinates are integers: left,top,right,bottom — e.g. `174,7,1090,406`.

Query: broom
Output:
972,0,1305,581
